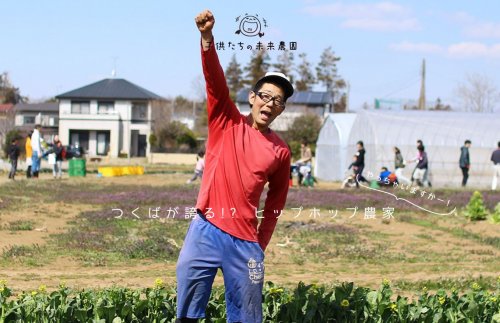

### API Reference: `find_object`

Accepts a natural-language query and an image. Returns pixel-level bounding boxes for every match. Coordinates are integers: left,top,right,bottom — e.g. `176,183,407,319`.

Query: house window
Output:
132,102,147,123
98,101,115,114
24,116,35,124
71,101,90,114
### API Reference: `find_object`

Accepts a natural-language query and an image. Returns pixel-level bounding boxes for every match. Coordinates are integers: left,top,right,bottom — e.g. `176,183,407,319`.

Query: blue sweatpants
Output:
176,212,265,322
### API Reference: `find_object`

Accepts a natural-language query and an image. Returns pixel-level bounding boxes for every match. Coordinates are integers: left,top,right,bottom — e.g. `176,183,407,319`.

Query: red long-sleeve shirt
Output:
195,41,290,251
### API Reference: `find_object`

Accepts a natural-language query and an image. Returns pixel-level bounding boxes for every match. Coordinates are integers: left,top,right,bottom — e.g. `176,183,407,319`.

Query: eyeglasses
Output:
255,91,285,109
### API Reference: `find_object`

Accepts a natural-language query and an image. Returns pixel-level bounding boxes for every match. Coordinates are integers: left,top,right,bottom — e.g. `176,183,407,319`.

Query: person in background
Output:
296,140,312,186
413,145,428,187
25,132,33,179
8,138,20,180
394,147,410,185
378,166,394,186
351,140,367,188
459,140,471,187
410,140,431,187
30,125,42,178
53,137,64,179
186,150,205,184
342,155,359,188
491,141,500,190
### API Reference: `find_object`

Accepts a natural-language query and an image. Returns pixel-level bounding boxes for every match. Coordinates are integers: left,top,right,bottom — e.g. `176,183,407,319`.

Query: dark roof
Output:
15,102,59,112
56,78,163,100
236,88,331,105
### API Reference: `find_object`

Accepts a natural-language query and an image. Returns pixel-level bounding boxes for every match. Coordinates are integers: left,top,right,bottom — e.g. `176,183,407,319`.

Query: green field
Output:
0,171,499,321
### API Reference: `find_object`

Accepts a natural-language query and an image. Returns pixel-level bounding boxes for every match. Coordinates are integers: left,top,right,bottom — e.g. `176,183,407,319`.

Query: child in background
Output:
186,150,205,184
347,154,359,175
342,155,359,188
8,138,20,180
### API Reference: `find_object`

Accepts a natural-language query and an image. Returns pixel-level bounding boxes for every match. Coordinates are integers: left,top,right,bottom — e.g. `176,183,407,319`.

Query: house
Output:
14,102,59,140
56,78,163,158
235,89,331,131
0,103,14,118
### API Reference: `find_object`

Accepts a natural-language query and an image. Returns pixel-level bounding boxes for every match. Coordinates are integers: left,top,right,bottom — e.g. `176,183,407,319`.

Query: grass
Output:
50,216,188,265
399,214,500,250
1,244,49,266
4,220,35,231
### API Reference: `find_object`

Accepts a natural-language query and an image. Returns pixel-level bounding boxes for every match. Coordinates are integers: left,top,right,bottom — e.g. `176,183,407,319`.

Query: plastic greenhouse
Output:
314,110,500,188
315,113,357,181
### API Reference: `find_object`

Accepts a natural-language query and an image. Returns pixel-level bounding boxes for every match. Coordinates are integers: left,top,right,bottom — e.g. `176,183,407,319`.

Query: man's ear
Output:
248,91,256,106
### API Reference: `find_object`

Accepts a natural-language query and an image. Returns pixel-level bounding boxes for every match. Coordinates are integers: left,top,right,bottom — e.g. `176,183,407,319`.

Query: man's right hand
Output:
195,10,215,45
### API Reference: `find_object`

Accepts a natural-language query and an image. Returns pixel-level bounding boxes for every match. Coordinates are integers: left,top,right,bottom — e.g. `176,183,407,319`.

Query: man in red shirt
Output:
175,9,292,323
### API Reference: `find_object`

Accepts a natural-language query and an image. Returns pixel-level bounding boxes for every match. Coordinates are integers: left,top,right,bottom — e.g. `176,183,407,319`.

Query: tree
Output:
464,191,489,221
316,47,342,91
0,72,25,104
431,98,451,111
0,105,15,155
284,113,323,160
158,121,198,152
150,99,172,134
2,129,21,158
273,51,294,83
295,53,315,91
191,74,206,103
456,73,499,113
225,54,244,101
316,47,346,112
334,94,347,113
244,50,270,87
173,95,193,115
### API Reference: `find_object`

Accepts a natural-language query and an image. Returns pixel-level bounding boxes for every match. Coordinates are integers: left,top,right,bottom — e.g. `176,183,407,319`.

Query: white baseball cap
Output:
254,72,294,100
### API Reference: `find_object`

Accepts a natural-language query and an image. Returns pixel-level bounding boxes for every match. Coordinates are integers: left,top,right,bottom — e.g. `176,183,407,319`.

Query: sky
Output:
2,0,500,111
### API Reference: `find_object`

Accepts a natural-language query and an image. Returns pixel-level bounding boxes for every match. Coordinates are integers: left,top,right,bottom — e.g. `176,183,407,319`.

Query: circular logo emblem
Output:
247,257,257,269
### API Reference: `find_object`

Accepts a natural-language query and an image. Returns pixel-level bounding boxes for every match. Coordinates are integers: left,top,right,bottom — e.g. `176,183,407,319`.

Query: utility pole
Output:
418,59,426,110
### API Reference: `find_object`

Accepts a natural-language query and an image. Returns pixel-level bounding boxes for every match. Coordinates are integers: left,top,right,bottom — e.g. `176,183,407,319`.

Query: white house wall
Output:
59,99,124,157
59,99,153,157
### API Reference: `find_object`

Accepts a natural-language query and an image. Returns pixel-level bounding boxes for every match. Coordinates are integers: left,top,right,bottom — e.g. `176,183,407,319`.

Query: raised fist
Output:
195,10,215,34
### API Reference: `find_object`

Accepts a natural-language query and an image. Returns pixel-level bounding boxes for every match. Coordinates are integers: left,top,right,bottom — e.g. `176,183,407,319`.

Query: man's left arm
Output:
257,150,291,251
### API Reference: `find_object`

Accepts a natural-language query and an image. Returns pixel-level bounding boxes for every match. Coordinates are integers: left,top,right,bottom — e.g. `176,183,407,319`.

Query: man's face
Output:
248,83,285,132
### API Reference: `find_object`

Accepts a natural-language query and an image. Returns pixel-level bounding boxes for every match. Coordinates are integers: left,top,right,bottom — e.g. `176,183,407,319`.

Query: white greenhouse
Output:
314,110,500,188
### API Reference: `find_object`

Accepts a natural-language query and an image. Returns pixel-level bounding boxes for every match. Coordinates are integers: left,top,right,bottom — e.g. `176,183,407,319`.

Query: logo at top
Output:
235,13,267,38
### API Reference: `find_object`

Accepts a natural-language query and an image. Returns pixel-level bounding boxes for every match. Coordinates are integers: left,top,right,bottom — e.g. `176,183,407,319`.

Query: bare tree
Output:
191,74,207,103
456,73,499,113
150,99,172,133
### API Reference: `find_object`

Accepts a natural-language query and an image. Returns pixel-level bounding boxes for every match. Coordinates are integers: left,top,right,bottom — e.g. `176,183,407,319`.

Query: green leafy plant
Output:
1,279,499,322
464,191,489,221
490,202,500,224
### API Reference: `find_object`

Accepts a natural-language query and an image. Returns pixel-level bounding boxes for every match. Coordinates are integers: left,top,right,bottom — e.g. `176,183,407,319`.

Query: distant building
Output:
14,102,59,140
235,89,331,131
0,103,14,118
56,78,163,158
